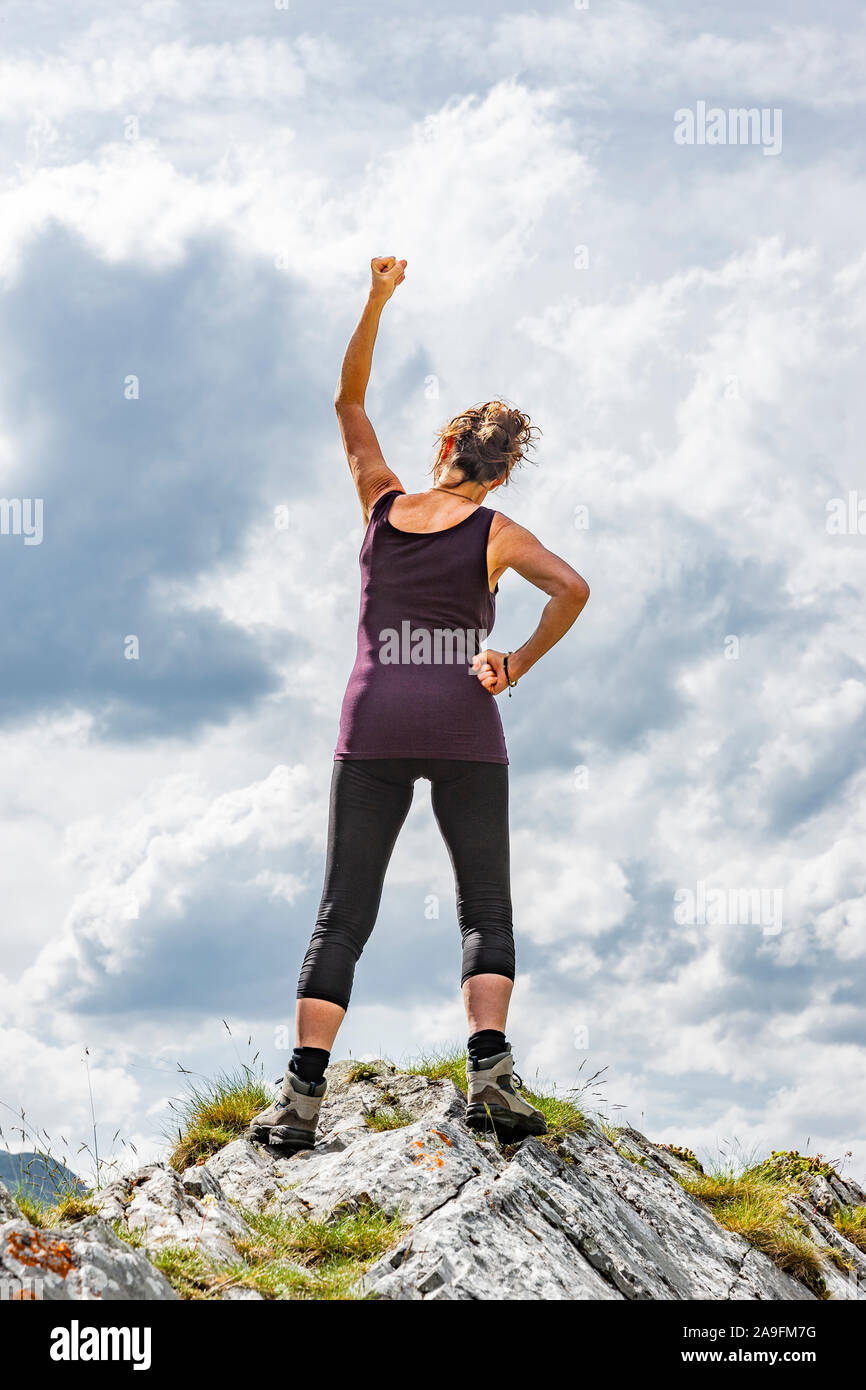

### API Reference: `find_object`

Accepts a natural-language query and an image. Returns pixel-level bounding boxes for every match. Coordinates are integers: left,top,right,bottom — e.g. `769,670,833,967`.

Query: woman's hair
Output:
432,400,539,486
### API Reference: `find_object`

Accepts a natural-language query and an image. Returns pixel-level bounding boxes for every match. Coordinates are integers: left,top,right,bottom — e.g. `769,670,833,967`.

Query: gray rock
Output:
615,1128,706,1182
0,1181,21,1223
364,1154,623,1300
363,1124,815,1301
312,1062,470,1150
27,1059,856,1302
805,1170,866,1216
94,1162,248,1264
0,1215,177,1300
788,1195,866,1300
203,1061,492,1230
558,1124,814,1299
204,1137,288,1212
271,1117,497,1226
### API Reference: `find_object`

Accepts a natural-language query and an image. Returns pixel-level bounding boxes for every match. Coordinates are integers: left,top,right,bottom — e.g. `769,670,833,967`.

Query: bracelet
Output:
504,651,519,697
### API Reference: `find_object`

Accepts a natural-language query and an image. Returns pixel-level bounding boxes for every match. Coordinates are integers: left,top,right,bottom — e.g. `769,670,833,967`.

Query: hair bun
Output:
433,401,539,487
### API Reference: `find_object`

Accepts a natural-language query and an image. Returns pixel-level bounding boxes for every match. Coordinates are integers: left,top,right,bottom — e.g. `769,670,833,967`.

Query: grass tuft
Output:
111,1219,144,1249
681,1169,828,1296
167,1067,274,1171
833,1205,866,1253
150,1203,404,1301
13,1192,49,1228
520,1087,587,1144
400,1045,586,1148
48,1192,100,1225
233,1205,404,1300
151,1245,226,1300
750,1149,839,1185
346,1063,379,1083
10,1190,100,1229
364,1106,414,1132
660,1143,704,1174
401,1045,468,1093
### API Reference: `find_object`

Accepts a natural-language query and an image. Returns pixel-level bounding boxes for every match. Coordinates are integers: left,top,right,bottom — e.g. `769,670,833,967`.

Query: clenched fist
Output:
472,649,510,696
370,255,407,303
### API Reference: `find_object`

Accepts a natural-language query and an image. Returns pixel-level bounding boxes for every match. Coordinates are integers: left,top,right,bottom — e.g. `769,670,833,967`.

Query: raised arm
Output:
473,516,590,694
334,256,408,523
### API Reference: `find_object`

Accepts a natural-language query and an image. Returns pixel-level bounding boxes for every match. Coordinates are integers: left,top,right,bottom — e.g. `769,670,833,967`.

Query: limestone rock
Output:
94,1162,248,1264
0,1213,177,1300
15,1060,862,1301
0,1181,21,1223
363,1124,815,1301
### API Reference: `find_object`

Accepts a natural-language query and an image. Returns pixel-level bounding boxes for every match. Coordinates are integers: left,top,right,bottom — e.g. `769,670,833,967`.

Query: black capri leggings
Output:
297,757,514,1010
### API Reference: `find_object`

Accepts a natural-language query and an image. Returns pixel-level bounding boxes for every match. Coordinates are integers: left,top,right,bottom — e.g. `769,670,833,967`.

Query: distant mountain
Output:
0,1151,86,1203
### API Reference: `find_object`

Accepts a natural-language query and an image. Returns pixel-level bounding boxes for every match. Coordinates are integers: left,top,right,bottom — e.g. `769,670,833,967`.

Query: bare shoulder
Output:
488,510,537,550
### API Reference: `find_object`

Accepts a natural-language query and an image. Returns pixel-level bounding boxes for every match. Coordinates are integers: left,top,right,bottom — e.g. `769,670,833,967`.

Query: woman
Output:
249,256,590,1151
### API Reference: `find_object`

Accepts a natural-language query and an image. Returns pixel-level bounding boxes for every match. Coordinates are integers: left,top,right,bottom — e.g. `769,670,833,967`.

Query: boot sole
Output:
267,1124,316,1153
465,1102,548,1142
246,1123,315,1153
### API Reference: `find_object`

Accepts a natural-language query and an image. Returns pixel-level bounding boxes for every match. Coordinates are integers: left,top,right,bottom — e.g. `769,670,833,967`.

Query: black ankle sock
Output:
289,1046,330,1086
467,1030,508,1061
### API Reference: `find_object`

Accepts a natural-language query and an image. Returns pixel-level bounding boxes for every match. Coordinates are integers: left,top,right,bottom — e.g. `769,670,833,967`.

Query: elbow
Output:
567,576,590,611
334,392,363,415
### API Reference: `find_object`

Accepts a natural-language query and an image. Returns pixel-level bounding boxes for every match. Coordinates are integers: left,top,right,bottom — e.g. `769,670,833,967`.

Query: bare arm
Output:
473,516,590,694
334,256,407,523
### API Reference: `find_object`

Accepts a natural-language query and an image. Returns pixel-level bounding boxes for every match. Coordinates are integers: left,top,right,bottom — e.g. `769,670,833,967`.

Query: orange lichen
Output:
410,1131,450,1170
6,1230,76,1280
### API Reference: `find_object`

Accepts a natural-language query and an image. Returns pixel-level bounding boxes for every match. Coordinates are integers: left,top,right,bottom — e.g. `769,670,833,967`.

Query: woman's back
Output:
335,488,508,763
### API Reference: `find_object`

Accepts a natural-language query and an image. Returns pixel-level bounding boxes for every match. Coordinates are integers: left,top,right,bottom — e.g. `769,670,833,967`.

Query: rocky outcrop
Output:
364,1124,810,1301
0,1187,176,1301
3,1060,864,1301
95,1161,248,1263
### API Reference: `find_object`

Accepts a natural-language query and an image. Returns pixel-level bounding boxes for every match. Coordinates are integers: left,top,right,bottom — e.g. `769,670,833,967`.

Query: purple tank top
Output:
335,489,508,763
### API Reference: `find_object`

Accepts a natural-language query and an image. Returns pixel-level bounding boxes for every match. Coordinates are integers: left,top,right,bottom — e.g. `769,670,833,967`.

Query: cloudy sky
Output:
1,0,864,1185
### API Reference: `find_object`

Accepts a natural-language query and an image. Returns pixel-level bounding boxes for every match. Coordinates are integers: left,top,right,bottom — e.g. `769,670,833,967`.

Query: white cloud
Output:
1,1,865,1184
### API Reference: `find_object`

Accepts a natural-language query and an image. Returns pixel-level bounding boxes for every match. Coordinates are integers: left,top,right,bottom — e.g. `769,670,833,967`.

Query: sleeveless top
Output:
335,489,508,763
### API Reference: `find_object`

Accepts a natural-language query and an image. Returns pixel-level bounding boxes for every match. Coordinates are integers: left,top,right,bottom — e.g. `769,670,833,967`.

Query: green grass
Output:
680,1169,829,1296
660,1143,704,1174
151,1245,226,1300
346,1062,380,1083
12,1191,49,1227
750,1149,839,1185
401,1045,469,1094
167,1067,274,1170
364,1106,414,1132
833,1206,866,1253
605,1131,648,1167
11,1190,100,1229
520,1086,587,1145
149,1204,404,1302
400,1046,586,1156
111,1219,144,1249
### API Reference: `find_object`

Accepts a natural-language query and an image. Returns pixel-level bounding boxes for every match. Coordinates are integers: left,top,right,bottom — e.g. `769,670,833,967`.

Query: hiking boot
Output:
247,1067,326,1152
465,1049,548,1141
